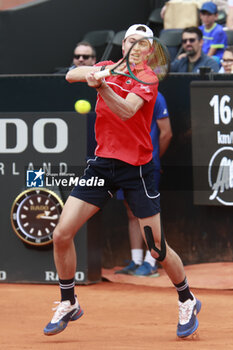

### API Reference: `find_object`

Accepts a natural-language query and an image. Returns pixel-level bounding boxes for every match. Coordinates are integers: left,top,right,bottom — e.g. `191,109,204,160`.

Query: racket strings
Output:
148,41,170,81
127,37,170,84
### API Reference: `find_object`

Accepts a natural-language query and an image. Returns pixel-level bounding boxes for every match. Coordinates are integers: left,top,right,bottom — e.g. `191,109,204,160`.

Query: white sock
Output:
131,249,143,265
144,250,156,267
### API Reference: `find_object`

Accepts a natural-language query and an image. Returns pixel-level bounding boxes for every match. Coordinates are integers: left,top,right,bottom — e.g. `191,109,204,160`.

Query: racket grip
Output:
94,69,111,80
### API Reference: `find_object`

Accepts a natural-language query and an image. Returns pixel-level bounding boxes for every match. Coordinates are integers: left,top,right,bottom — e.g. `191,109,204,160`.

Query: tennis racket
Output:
94,36,170,85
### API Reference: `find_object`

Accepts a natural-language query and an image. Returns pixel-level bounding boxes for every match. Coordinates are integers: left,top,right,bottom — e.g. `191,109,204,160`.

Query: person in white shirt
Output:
226,0,233,28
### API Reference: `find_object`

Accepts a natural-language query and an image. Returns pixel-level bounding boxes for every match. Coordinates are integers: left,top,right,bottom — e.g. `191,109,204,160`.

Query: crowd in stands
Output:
55,1,233,75
159,1,232,73
160,0,233,73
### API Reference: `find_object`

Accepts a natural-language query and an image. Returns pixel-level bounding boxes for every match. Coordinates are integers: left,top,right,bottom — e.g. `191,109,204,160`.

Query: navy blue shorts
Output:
116,168,161,200
70,157,160,218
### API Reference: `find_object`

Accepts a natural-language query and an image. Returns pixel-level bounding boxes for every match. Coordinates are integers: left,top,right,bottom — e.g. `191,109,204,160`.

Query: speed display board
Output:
191,81,233,206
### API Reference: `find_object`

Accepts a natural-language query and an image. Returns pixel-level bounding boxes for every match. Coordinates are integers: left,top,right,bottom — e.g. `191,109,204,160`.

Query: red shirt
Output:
94,61,158,166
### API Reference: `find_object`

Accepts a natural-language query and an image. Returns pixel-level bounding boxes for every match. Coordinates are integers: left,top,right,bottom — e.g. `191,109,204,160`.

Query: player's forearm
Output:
96,83,143,121
66,66,100,83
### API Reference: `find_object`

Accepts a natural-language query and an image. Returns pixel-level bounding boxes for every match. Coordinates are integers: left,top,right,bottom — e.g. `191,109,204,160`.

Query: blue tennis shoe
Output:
133,261,159,277
44,296,83,336
177,294,201,338
114,260,140,275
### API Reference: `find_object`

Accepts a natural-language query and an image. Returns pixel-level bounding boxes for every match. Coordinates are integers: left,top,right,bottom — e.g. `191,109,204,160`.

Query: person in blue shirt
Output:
115,91,173,276
171,26,219,73
199,2,227,64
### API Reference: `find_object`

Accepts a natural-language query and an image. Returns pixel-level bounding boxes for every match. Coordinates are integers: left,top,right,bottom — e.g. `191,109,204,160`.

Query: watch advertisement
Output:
0,111,101,284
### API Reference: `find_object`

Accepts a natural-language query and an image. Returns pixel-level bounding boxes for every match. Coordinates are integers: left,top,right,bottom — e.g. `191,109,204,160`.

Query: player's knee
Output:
53,225,72,249
144,225,167,262
152,245,167,262
150,244,163,260
151,244,167,261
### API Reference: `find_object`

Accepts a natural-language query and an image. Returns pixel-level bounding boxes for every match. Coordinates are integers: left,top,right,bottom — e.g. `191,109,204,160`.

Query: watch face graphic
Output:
11,188,63,246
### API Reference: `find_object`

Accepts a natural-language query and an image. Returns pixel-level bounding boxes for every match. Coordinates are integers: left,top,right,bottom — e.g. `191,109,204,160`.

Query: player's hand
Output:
86,72,103,88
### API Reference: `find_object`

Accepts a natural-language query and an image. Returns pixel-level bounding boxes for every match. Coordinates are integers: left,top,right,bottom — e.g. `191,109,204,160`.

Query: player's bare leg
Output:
115,201,144,275
125,201,158,276
53,196,99,279
139,213,201,339
139,214,184,282
44,196,99,336
126,201,144,250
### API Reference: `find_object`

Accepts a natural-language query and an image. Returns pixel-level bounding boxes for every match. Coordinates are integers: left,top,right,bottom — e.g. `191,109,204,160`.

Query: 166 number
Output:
209,95,233,125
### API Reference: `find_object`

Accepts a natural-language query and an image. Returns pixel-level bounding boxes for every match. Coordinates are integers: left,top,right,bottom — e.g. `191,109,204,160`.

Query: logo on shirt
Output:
140,84,151,93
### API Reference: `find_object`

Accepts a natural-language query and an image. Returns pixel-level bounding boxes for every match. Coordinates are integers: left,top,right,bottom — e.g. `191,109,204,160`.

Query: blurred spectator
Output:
161,0,229,22
199,2,227,62
226,0,233,28
161,0,200,29
219,45,233,71
170,26,220,72
55,41,96,73
71,41,96,68
213,0,229,13
115,92,172,277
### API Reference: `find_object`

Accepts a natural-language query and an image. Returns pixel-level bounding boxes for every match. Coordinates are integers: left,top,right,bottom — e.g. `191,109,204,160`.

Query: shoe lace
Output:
178,299,195,325
51,300,71,323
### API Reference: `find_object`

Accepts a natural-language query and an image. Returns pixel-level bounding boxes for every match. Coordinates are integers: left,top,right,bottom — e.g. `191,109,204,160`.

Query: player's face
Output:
221,50,233,73
182,33,202,56
200,11,218,29
122,35,151,65
73,45,96,67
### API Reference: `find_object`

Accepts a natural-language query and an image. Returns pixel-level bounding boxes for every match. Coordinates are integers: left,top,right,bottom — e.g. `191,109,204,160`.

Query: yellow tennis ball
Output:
74,99,91,114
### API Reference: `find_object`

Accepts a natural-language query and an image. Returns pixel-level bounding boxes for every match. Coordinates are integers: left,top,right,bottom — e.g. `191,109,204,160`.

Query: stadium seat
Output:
225,29,233,46
146,7,163,36
106,30,126,61
82,30,115,61
216,10,227,25
159,29,183,61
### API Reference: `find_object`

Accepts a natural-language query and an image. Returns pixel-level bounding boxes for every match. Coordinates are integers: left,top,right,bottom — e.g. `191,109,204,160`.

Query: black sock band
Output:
174,277,193,303
59,278,75,305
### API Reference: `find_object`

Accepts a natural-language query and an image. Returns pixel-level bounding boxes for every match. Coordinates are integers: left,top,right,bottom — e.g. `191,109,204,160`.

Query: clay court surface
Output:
1,263,233,350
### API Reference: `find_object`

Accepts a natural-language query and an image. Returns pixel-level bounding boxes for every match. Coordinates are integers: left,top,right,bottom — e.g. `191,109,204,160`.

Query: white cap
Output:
124,24,153,44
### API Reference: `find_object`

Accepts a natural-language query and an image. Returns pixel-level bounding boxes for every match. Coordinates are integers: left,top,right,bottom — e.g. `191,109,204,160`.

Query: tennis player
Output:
43,24,201,338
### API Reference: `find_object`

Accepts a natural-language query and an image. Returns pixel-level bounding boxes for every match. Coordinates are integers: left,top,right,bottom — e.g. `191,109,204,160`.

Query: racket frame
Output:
94,36,170,84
